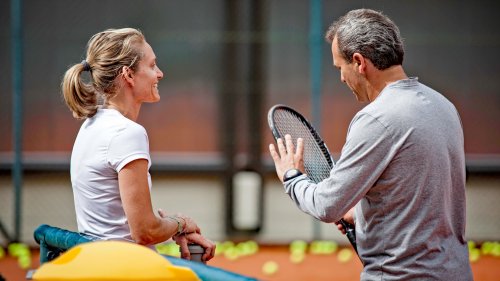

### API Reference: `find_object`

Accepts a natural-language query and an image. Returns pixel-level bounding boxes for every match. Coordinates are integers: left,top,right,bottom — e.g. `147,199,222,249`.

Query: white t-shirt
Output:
70,108,152,242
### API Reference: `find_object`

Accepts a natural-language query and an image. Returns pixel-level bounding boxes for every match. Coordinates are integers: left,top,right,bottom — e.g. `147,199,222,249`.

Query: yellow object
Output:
469,248,481,263
337,248,353,263
262,261,279,275
33,240,200,281
289,240,307,254
289,252,305,264
224,246,240,260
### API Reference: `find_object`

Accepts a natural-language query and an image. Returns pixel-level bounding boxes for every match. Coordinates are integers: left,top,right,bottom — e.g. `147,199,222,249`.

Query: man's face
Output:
331,37,369,102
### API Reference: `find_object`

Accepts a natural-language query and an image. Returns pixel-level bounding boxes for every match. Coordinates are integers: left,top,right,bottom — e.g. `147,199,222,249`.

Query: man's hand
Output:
268,134,305,183
336,207,355,234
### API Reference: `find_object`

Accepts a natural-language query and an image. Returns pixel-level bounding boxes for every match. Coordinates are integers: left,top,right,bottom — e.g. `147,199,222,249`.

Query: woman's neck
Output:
105,98,141,122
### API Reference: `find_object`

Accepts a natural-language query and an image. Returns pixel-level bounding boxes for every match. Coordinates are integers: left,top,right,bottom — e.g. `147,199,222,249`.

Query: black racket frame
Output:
268,104,358,254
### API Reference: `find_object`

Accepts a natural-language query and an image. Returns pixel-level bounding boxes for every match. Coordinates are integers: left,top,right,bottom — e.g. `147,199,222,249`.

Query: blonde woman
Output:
62,28,215,262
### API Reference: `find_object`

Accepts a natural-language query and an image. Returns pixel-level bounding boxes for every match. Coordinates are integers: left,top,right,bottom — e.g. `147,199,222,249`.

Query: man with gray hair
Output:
269,8,473,280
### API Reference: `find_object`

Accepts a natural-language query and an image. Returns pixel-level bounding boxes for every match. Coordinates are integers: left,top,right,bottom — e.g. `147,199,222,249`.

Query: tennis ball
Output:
8,243,30,258
245,240,259,255
219,241,235,254
337,248,353,263
262,261,279,275
290,240,307,254
236,242,252,256
290,251,305,264
224,246,240,260
18,255,31,269
481,241,493,255
309,241,321,254
468,240,476,250
0,246,5,259
491,242,500,257
469,248,480,263
323,241,338,254
157,243,180,257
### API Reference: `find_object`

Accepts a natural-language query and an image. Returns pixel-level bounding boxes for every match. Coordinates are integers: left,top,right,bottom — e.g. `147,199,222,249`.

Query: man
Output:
269,8,472,280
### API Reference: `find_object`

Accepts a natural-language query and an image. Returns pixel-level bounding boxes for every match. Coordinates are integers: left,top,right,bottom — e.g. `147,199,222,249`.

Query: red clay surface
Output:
1,246,498,281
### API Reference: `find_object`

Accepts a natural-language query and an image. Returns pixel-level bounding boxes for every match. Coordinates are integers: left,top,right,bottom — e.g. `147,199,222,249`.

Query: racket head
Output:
267,104,334,183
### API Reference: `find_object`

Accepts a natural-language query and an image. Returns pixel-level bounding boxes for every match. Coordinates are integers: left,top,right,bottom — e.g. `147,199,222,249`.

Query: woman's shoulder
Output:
97,108,147,134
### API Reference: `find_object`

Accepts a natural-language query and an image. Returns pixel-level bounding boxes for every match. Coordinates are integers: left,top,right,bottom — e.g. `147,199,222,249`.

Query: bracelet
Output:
167,216,184,236
178,216,187,234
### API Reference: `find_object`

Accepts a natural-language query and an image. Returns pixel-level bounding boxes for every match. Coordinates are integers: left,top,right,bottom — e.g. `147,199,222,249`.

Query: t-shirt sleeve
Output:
107,123,151,172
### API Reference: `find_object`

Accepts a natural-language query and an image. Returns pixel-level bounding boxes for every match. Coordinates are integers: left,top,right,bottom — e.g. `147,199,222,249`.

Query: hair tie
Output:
81,60,91,72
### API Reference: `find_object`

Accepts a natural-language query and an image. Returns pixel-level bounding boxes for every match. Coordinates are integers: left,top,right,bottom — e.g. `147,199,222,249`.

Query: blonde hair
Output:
62,28,145,119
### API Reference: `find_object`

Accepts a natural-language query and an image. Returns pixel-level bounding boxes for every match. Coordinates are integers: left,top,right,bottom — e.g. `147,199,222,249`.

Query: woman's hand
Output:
173,233,216,262
157,209,200,236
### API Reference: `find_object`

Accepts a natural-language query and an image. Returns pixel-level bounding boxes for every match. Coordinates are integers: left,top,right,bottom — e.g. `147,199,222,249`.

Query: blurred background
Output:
1,0,499,247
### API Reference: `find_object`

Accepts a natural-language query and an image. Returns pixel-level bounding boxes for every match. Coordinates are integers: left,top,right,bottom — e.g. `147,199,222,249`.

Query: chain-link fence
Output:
1,0,499,245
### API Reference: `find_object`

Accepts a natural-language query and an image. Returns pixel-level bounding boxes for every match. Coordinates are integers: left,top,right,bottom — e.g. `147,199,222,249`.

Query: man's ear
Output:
352,53,366,74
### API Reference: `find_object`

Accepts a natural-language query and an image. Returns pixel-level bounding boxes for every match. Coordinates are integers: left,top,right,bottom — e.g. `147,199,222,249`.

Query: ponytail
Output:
61,28,145,119
61,62,98,119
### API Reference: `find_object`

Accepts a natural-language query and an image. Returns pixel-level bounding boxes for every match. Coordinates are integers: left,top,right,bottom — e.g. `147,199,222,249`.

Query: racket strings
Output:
273,110,333,184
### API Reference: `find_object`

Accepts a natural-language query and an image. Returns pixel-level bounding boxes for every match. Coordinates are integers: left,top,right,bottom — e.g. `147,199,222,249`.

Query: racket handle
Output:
338,219,358,254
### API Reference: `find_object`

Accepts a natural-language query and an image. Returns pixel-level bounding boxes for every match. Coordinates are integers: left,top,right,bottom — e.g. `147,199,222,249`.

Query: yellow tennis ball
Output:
337,248,353,263
469,248,480,263
309,241,321,254
467,240,476,250
18,255,31,269
236,242,252,256
224,246,240,260
0,246,5,259
262,261,279,275
245,240,259,255
491,242,500,257
290,240,307,254
290,251,305,264
481,241,493,255
323,241,338,254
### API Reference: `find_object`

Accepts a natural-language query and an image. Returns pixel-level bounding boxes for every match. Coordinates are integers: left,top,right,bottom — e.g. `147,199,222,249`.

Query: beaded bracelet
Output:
167,216,184,236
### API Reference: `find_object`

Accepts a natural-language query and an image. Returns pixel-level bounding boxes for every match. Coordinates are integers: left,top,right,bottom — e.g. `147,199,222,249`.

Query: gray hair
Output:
325,9,404,70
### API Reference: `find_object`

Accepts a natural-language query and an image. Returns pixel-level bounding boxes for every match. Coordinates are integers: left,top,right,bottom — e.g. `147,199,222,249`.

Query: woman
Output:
61,28,215,262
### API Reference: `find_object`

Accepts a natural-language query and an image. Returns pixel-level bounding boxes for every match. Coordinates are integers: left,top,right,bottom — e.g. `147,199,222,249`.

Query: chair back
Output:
34,224,94,263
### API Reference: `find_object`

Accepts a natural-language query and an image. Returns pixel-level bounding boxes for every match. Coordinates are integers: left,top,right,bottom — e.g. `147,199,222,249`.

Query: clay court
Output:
1,245,499,280
2,1,500,281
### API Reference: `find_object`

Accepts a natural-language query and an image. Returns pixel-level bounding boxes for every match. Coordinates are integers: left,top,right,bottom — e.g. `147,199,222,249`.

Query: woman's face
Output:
131,41,164,103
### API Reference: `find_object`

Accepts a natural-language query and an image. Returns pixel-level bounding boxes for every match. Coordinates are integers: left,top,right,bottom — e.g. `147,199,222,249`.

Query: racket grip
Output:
338,219,358,254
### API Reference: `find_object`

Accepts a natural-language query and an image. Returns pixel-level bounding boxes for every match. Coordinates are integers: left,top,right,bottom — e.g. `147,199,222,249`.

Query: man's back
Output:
354,78,472,280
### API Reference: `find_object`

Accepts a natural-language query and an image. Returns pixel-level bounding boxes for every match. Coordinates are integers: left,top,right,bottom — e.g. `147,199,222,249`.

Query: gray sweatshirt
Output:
285,78,473,280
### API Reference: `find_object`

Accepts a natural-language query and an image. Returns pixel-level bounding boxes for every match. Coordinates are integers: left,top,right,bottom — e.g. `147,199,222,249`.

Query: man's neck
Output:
369,65,408,101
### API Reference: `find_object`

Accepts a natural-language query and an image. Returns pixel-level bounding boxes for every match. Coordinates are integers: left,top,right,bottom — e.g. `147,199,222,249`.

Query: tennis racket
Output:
267,104,357,253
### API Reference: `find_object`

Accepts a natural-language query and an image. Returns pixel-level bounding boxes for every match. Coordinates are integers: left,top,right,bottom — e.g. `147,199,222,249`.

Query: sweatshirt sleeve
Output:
284,112,408,223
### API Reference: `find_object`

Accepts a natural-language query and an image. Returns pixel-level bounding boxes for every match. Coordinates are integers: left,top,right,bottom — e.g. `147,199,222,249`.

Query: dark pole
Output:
222,0,239,235
246,0,267,232
247,0,267,170
309,0,323,240
11,0,24,242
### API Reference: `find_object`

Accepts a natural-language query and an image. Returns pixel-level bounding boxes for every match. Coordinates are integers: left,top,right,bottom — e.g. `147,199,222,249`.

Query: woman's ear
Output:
121,66,135,86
